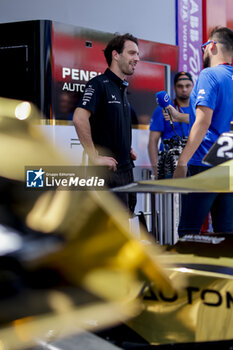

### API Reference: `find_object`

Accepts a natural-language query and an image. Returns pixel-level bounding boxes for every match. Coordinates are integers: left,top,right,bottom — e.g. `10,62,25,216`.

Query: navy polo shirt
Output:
78,68,133,171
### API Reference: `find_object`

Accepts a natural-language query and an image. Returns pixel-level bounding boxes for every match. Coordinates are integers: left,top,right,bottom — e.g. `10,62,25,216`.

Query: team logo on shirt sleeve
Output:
82,85,95,105
197,88,206,100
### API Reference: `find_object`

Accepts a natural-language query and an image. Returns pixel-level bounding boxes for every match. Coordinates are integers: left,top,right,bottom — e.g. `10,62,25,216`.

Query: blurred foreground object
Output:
113,160,233,194
127,234,233,345
3,97,233,349
0,97,69,181
0,97,175,349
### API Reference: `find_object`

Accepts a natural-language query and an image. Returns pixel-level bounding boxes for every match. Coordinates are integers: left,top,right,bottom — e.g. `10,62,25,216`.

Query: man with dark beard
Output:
148,72,193,178
169,26,233,235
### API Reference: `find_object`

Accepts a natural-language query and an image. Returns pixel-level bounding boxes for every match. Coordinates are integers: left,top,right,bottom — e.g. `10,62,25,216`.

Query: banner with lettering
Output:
177,0,203,84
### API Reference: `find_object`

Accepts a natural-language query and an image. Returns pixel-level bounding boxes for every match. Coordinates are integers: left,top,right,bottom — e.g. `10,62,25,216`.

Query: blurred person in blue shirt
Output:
148,72,193,178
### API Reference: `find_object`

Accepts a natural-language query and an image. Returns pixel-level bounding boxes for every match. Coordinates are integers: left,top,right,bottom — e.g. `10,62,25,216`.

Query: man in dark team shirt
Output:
73,33,139,212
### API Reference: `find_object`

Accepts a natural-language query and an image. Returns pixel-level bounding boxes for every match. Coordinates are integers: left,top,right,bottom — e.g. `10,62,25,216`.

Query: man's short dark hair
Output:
210,26,233,52
104,33,138,67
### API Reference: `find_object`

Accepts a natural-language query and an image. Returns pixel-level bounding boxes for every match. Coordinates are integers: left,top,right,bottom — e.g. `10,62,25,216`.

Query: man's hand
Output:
130,148,137,161
162,105,179,122
162,105,189,124
94,155,118,171
173,165,187,178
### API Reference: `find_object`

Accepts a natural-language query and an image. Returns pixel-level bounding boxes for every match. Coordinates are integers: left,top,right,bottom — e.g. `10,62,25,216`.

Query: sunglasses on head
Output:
201,40,217,53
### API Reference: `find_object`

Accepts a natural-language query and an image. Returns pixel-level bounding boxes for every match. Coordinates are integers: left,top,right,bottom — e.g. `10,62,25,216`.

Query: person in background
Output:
169,26,233,235
148,72,193,178
73,33,139,214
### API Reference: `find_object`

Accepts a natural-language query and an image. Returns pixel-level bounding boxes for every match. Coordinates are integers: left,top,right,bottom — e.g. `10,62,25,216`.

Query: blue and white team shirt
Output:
189,64,233,166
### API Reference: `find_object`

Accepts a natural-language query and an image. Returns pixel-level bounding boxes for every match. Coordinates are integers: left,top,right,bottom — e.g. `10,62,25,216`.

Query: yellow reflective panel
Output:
128,248,233,345
138,161,233,193
26,189,174,300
